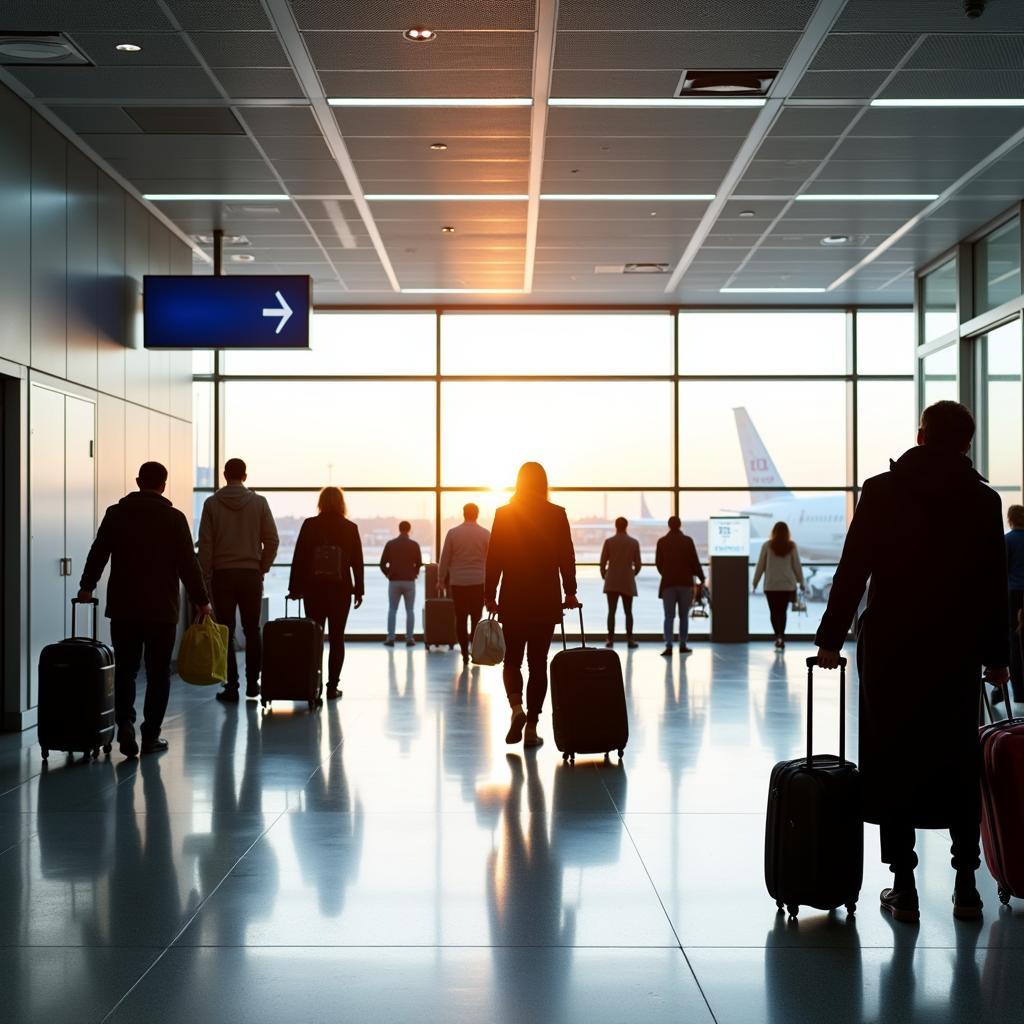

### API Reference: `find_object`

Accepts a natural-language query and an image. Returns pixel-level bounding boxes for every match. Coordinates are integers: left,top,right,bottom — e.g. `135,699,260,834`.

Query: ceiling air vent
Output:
0,32,90,65
624,263,670,274
676,70,777,98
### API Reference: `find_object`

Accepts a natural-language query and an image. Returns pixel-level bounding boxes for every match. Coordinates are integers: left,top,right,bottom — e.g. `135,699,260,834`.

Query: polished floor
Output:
1,642,1023,1024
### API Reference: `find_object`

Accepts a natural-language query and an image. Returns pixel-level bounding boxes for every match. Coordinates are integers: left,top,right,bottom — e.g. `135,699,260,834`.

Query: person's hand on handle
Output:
485,598,500,615
197,603,213,618
984,665,1010,686
354,596,363,609
816,647,842,670
563,594,581,610
77,589,94,603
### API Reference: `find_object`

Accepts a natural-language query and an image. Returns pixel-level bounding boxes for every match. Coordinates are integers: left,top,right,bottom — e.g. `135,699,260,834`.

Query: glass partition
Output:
974,219,1020,318
979,319,1023,515
921,344,958,407
921,258,958,342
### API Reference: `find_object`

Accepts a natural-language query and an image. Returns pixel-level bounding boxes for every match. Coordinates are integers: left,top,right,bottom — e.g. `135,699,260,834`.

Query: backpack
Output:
312,544,346,581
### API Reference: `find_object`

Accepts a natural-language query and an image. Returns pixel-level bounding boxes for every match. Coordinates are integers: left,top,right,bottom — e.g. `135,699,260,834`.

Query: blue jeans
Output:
662,585,693,646
387,580,416,641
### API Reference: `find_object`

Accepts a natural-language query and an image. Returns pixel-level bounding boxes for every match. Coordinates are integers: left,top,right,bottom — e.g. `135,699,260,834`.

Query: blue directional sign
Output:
143,275,311,349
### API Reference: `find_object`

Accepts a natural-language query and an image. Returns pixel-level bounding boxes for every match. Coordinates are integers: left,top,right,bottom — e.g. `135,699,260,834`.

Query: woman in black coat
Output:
485,462,579,748
288,487,364,700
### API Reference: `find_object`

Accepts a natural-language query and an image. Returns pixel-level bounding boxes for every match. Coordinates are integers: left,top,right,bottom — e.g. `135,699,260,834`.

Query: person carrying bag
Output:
178,613,229,686
471,613,506,666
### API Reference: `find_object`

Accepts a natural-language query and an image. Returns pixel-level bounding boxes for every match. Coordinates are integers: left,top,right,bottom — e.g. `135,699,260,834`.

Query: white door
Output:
64,396,96,637
29,386,67,704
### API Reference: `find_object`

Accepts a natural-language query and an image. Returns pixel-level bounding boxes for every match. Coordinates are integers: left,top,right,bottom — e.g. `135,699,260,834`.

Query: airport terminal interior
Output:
2,1,1024,1021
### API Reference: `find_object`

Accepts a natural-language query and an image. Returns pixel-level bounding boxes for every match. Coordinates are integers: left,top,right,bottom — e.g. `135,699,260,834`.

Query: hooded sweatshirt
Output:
198,484,279,579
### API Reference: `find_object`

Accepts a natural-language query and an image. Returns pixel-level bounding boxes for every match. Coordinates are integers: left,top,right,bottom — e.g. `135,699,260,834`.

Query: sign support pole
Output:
213,228,224,277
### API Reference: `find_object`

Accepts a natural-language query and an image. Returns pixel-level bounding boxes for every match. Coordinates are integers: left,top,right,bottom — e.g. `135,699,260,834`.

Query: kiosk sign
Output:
708,515,750,557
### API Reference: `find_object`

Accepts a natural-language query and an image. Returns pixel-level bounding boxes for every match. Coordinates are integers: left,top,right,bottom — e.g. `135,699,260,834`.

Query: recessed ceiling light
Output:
821,234,851,246
329,97,532,107
403,28,437,42
795,193,938,201
649,211,657,217
193,233,249,246
230,253,255,263
871,98,1024,108
365,193,528,201
678,70,777,98
401,288,525,295
142,193,287,201
115,43,142,52
429,142,448,151
441,225,455,233
720,287,828,293
548,97,766,108
541,193,714,201
738,209,756,217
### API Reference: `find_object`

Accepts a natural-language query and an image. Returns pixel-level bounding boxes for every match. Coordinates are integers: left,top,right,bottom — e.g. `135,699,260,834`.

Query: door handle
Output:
59,557,73,577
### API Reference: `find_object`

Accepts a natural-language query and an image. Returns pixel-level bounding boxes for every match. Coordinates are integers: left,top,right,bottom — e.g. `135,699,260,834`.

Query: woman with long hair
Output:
288,487,364,699
752,521,805,650
485,462,580,748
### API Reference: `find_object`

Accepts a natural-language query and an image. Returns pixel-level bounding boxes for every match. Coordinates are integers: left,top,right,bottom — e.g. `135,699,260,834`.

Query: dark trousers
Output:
606,592,634,640
451,583,485,657
305,589,352,686
110,619,177,740
766,590,795,637
1009,589,1023,701
212,569,263,691
880,820,981,876
502,622,556,723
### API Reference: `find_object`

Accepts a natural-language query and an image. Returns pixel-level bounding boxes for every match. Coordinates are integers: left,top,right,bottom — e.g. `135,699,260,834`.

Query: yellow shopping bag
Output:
178,614,229,686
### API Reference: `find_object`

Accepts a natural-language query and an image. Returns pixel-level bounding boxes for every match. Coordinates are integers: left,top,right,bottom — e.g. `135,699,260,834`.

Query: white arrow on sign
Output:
261,290,293,334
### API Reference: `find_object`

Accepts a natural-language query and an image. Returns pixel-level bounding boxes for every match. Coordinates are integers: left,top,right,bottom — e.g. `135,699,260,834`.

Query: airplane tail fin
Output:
732,407,793,504
640,493,653,520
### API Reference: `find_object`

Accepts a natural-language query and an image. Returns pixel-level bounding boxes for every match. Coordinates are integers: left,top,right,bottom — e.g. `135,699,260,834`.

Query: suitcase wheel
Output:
617,749,624,759
448,645,454,651
102,743,112,755
845,903,857,916
91,748,100,759
307,700,315,711
40,748,48,761
998,887,1011,905
786,905,799,919
775,901,784,911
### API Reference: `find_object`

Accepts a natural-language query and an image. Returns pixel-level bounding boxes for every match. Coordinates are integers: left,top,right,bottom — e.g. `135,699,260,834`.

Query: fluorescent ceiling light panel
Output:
872,98,1024,108
720,287,827,294
366,193,528,201
541,193,715,201
142,193,287,201
400,288,526,294
329,97,532,107
795,193,938,201
548,97,767,108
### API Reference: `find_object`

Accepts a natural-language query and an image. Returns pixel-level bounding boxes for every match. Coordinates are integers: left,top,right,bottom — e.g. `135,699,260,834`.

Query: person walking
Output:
485,462,579,748
439,502,491,663
752,522,805,650
198,458,279,704
1003,504,1024,705
655,515,705,656
600,517,642,648
288,487,364,700
78,462,211,757
816,400,1009,924
381,520,422,647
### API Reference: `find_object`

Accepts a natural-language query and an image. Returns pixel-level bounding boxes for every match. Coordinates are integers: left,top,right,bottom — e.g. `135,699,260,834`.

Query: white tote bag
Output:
471,614,506,666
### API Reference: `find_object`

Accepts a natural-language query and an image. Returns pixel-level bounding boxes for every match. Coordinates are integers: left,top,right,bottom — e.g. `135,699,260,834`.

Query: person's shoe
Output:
880,887,920,923
383,639,395,647
118,723,139,759
140,736,169,755
406,639,416,648
461,650,470,664
326,686,342,701
952,885,984,920
627,640,640,649
245,680,260,700
660,646,672,657
216,688,239,704
505,708,527,744
524,722,544,748
604,640,614,649
680,645,693,654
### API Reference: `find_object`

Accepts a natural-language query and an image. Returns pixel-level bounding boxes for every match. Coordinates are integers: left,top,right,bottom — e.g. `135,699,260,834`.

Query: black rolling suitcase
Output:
765,656,862,919
38,598,116,761
550,607,628,764
260,598,323,710
423,562,456,650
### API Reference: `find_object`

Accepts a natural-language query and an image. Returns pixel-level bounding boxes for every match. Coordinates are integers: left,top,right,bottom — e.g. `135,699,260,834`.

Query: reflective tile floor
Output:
1,643,1023,1023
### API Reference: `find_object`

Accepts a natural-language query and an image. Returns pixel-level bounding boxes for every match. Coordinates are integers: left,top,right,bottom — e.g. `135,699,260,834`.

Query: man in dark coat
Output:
79,462,211,758
815,401,1009,923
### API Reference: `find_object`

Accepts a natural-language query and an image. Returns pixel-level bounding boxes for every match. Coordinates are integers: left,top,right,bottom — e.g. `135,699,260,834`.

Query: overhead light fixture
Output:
738,210,757,217
795,193,938,201
441,225,456,233
548,97,766,108
649,211,657,217
142,193,287,201
0,33,89,64
401,288,525,294
541,193,715,201
230,253,255,263
365,193,528,201
624,263,670,274
403,27,437,42
193,233,249,246
115,42,142,52
429,142,448,151
329,97,532,107
820,234,851,246
678,70,778,98
720,287,828,293
871,98,1024,107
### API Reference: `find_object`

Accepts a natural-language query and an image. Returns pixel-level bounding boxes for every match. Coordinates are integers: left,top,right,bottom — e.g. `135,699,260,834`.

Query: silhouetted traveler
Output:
439,502,491,663
1003,504,1024,704
381,520,422,647
198,458,279,704
816,400,1009,923
600,516,642,648
288,487,364,700
78,462,211,757
656,515,705,656
752,522,805,650
486,462,579,748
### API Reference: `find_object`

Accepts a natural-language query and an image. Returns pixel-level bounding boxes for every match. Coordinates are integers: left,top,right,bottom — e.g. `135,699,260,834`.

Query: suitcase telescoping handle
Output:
981,677,1023,726
71,597,99,641
805,655,848,768
284,596,304,618
559,604,586,650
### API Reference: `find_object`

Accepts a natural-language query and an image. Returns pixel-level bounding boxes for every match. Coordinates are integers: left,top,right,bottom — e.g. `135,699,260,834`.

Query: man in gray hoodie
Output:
198,458,279,702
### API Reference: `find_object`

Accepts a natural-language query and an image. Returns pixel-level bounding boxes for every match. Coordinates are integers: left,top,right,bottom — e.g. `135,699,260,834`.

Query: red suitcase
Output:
980,682,1024,905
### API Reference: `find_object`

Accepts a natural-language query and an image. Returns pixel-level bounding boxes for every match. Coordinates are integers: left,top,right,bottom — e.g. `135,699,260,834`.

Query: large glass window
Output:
921,344,958,407
857,380,915,482
979,319,1023,514
974,219,1021,317
921,258,958,342
857,311,914,375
